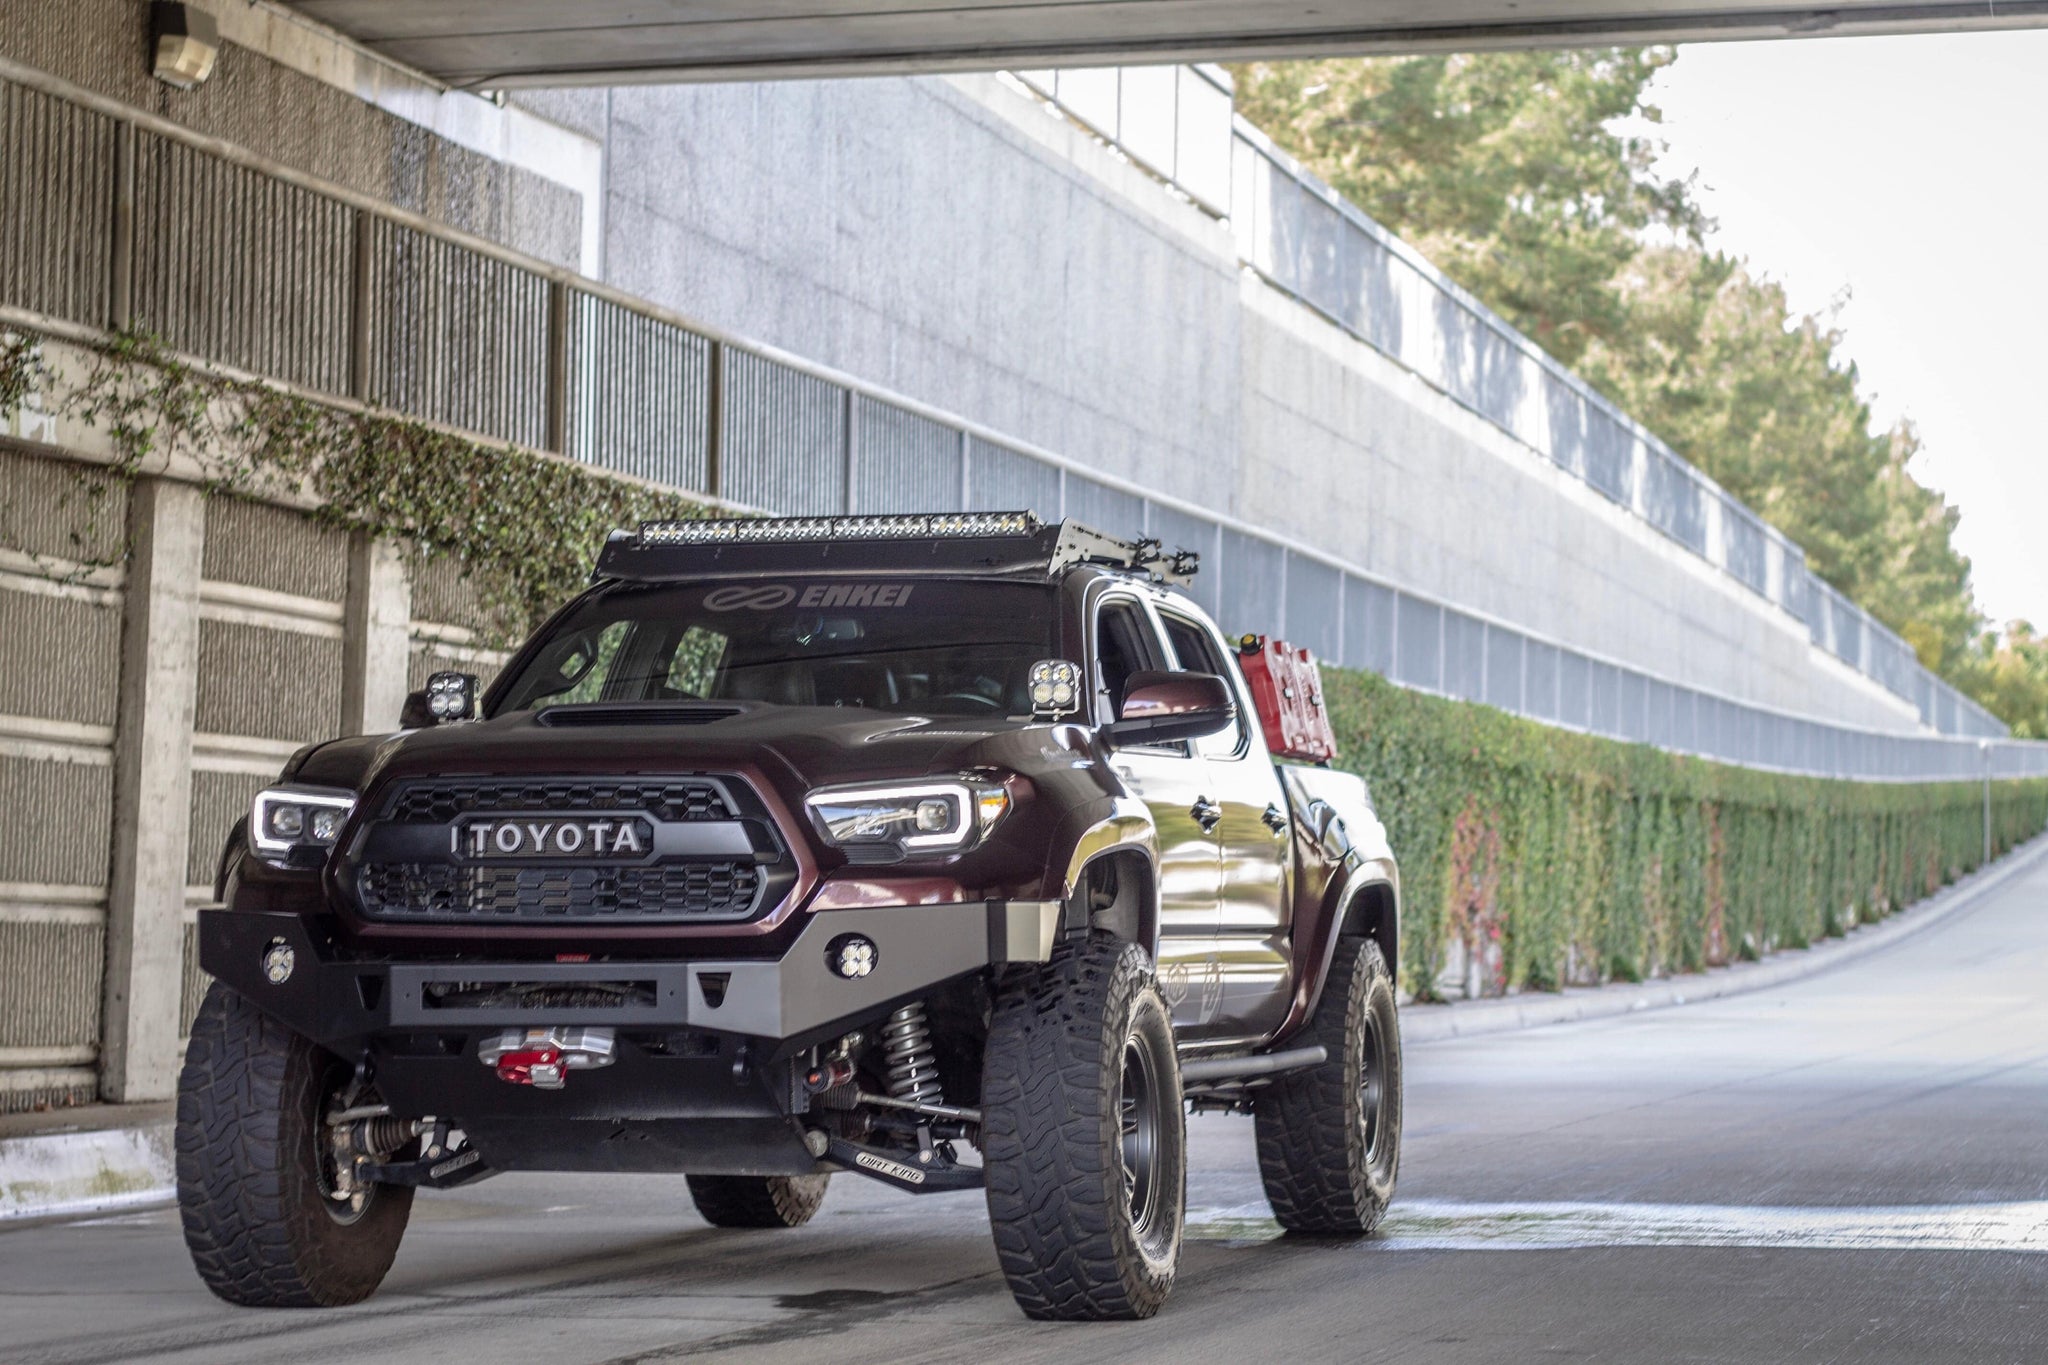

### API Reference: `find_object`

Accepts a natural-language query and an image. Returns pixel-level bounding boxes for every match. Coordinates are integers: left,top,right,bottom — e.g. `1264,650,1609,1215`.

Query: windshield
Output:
492,578,1059,718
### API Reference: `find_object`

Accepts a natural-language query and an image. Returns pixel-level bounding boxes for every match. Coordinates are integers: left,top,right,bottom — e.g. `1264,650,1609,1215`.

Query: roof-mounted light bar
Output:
598,511,1198,586
633,511,1041,546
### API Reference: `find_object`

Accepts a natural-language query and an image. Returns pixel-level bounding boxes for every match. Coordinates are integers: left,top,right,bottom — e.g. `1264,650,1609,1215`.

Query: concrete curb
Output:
0,1103,174,1223
4,834,2044,1224
1402,830,2048,1045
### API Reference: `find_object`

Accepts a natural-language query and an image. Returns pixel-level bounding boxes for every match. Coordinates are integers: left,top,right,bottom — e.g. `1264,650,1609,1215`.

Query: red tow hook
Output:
494,1046,567,1089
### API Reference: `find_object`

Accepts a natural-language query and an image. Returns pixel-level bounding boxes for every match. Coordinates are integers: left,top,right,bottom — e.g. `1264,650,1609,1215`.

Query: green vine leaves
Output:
1,329,715,644
1323,667,2048,1000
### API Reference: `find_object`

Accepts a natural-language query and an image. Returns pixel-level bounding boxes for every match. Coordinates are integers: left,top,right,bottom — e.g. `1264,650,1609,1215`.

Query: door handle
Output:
1262,803,1290,836
1190,796,1222,833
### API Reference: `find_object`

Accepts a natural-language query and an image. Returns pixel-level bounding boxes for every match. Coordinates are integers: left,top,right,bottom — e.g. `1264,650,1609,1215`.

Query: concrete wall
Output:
584,75,1245,514
0,413,507,1111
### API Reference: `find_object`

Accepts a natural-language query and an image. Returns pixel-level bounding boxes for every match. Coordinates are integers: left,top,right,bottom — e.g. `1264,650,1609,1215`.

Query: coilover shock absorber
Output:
880,1001,942,1106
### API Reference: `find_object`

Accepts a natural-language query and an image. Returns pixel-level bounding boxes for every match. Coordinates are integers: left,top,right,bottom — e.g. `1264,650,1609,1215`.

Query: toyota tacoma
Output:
178,512,1403,1320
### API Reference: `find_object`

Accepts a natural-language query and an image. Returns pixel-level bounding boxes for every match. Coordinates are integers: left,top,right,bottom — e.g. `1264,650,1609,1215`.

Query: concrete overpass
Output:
281,0,2048,84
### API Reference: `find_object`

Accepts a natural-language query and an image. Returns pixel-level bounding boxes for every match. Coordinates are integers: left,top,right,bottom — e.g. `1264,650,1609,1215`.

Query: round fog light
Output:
261,939,295,985
827,934,877,980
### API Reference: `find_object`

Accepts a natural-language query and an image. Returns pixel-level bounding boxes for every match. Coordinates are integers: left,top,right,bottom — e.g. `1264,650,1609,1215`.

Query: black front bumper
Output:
200,897,1060,1054
198,898,1058,1174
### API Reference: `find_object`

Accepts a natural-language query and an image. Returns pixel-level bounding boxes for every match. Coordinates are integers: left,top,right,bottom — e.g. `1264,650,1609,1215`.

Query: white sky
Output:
1644,31,2048,630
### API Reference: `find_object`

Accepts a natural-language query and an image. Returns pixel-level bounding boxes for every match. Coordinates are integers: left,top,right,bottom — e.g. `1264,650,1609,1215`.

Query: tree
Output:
1232,49,1703,366
1955,623,2048,739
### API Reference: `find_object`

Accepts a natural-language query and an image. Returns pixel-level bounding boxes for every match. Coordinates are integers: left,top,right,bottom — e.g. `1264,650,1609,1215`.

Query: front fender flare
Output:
1047,796,1159,955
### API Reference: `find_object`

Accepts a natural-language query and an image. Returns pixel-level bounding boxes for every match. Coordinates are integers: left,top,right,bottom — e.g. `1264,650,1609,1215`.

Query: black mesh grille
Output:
356,862,760,922
353,776,773,925
382,779,733,824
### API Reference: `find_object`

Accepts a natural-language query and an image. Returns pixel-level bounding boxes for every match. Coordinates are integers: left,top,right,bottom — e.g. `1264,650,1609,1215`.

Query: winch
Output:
476,1026,617,1088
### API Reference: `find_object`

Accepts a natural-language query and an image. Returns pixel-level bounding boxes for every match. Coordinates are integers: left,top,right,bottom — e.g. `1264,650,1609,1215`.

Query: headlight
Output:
249,785,357,868
804,780,1010,859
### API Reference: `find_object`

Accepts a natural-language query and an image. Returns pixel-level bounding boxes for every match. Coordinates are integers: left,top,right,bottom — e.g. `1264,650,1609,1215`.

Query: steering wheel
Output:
939,691,1005,710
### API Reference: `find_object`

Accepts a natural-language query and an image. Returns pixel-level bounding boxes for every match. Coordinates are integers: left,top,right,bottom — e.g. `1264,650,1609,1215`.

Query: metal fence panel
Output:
720,349,846,515
1833,593,1864,667
1618,669,1647,742
1173,66,1233,215
1588,660,1621,738
1646,678,1673,748
1525,640,1558,723
1443,609,1484,701
965,439,1061,519
1558,648,1591,731
564,292,711,490
1299,195,1344,323
1282,552,1341,663
851,397,961,514
366,219,549,447
1484,626,1524,712
1064,475,1146,541
1116,65,1178,179
1394,593,1442,692
0,79,114,329
1217,528,1283,636
1643,451,1706,555
1724,507,1769,595
1342,574,1395,676
131,134,354,395
1583,416,1634,506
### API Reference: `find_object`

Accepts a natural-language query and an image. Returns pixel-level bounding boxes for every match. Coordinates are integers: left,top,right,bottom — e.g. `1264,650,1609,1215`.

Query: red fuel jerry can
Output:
1235,635,1338,763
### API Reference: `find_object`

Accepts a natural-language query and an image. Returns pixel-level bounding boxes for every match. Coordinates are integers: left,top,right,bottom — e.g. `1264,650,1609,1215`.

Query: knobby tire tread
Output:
176,982,412,1307
1254,938,1402,1235
982,935,1183,1321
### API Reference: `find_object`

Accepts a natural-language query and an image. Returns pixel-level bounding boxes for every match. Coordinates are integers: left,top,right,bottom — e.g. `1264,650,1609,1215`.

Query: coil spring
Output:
880,1001,942,1105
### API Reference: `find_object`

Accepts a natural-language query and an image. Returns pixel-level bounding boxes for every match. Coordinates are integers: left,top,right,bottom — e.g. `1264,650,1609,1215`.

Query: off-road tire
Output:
1255,937,1403,1234
176,982,414,1306
982,934,1185,1321
686,1174,830,1228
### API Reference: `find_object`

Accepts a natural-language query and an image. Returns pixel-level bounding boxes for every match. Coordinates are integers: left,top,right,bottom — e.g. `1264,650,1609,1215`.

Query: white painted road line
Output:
1190,1198,2048,1253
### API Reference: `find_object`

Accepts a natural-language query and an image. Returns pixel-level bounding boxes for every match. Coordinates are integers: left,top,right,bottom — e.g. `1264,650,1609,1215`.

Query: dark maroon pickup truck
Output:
179,513,1403,1321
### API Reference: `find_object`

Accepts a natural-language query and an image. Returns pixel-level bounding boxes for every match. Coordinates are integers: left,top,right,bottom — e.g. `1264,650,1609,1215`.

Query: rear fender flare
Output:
1277,857,1400,1043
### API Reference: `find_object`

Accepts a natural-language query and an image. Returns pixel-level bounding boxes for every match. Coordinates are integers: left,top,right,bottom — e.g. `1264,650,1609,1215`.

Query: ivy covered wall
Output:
1325,668,2048,1000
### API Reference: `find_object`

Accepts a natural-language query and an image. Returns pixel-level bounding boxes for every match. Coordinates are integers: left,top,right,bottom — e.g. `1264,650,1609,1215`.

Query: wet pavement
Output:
6,855,2047,1363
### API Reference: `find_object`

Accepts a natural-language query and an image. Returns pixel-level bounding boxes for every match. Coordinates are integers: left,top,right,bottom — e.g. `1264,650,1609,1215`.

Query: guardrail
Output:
2,55,2041,782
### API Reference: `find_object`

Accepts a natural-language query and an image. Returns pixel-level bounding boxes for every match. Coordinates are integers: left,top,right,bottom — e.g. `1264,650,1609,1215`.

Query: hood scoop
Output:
535,702,743,728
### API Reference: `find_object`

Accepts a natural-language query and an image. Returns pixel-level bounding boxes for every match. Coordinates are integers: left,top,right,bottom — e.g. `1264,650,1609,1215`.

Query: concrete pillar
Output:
101,479,204,1103
341,534,413,735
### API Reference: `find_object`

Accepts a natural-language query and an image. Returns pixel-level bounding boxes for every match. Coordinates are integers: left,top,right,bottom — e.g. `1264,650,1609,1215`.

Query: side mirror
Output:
1107,670,1236,746
401,671,479,728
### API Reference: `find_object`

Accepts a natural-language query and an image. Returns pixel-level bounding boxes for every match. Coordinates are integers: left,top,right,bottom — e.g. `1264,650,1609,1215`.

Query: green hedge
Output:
1323,668,2048,999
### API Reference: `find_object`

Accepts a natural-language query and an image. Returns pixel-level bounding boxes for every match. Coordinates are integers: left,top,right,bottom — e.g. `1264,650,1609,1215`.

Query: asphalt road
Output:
7,857,2047,1365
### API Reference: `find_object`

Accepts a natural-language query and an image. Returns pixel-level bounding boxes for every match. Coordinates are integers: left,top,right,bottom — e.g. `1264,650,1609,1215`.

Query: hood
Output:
287,702,1058,812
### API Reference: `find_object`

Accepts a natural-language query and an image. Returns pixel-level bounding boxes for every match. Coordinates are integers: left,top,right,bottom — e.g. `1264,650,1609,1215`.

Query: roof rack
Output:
593,512,1199,586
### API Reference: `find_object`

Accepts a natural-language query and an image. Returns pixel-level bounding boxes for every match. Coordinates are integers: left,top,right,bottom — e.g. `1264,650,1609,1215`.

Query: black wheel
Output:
982,935,1186,1321
1255,937,1403,1235
686,1173,830,1228
176,983,414,1306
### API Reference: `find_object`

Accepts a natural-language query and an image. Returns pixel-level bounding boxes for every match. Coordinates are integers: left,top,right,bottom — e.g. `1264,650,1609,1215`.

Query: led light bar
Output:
635,512,1041,546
